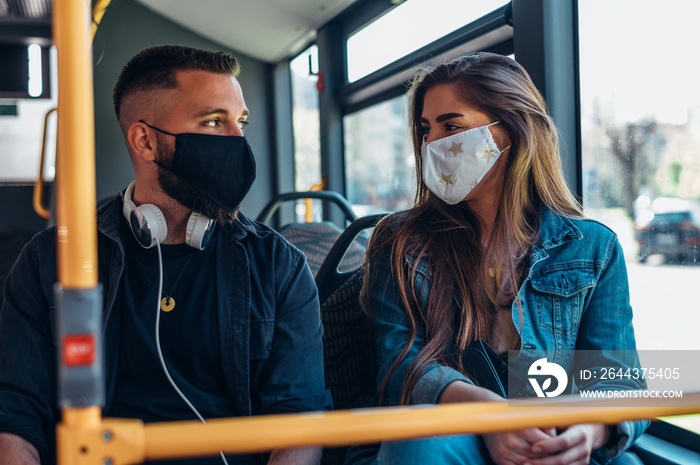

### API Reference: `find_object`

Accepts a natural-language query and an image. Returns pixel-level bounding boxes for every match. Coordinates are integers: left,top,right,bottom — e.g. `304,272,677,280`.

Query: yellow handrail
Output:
91,0,111,38
33,107,57,219
57,393,700,464
33,0,110,220
304,174,327,222
144,396,700,460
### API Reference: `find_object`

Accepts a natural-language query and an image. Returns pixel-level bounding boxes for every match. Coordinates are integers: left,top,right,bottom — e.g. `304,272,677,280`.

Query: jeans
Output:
345,435,645,465
345,435,493,465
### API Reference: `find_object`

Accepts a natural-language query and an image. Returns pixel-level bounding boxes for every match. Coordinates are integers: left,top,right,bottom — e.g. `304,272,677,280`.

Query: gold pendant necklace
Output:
161,296,176,312
135,249,195,313
157,251,194,312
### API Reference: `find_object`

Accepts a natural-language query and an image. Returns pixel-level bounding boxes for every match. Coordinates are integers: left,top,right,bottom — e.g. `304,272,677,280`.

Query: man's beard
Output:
156,135,239,224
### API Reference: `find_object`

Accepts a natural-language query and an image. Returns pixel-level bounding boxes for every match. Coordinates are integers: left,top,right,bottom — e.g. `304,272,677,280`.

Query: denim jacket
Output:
0,195,331,464
369,208,648,463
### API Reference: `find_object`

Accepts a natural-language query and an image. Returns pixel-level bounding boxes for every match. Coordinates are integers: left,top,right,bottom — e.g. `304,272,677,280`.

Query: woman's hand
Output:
482,428,556,465
438,383,609,464
439,382,557,464
517,423,610,465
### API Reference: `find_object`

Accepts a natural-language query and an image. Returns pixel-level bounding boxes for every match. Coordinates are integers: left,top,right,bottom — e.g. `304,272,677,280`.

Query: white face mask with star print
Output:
421,122,506,205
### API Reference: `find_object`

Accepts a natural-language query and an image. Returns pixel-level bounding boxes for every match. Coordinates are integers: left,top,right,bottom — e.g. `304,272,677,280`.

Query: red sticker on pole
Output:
63,335,95,366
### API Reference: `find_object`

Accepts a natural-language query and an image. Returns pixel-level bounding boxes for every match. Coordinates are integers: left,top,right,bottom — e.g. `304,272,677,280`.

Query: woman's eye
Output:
445,123,460,131
421,126,430,137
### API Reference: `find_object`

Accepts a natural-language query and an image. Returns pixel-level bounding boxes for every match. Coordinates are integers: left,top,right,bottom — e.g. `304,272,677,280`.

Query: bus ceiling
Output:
0,0,365,64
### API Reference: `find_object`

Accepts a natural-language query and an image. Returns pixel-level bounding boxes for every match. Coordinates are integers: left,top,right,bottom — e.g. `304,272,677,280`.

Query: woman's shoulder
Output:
366,209,427,264
375,210,412,232
369,210,415,244
541,208,619,242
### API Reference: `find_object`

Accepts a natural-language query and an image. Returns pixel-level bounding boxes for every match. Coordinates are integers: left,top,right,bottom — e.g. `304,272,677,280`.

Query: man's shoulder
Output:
96,194,124,238
220,212,306,261
10,196,123,274
223,212,284,243
20,225,59,256
219,215,314,294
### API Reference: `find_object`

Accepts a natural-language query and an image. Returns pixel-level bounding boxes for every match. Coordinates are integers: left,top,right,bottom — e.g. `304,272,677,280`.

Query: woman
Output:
347,53,646,465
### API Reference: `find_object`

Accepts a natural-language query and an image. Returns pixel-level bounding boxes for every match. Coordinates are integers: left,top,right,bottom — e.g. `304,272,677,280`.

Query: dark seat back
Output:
316,214,385,465
315,213,385,303
321,269,375,411
278,221,364,276
256,191,358,277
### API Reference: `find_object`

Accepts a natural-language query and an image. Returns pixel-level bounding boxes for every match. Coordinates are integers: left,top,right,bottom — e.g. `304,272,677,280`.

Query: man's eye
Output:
238,120,250,129
203,119,220,128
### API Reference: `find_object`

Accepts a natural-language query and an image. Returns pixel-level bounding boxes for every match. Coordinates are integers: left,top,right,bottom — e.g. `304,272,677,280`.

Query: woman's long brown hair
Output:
362,53,583,405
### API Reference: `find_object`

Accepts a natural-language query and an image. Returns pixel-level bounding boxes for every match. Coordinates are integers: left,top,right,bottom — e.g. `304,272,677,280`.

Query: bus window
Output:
291,46,321,191
346,0,509,83
579,0,700,433
0,45,57,183
343,94,415,216
290,45,324,222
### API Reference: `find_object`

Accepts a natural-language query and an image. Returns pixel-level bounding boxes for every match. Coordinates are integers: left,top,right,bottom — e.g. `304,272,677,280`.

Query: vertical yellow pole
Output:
304,175,327,222
54,0,97,291
52,0,101,460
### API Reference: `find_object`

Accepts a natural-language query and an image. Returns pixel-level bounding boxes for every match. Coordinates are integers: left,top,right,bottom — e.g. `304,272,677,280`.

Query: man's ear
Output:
127,121,157,162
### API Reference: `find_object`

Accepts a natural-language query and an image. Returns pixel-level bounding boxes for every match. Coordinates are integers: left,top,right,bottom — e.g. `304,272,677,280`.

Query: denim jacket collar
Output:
535,208,583,251
406,207,584,275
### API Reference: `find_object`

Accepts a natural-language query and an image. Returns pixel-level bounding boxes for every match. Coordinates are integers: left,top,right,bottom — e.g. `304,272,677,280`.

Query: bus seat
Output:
320,268,373,410
319,268,371,465
278,221,363,277
315,213,384,303
316,214,385,465
256,191,358,276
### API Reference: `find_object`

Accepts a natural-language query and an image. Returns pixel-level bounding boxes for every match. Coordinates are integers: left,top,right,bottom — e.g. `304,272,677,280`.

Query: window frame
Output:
311,1,514,222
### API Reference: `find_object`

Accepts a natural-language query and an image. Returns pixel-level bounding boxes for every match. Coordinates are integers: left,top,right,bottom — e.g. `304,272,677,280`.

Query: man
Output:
0,45,331,464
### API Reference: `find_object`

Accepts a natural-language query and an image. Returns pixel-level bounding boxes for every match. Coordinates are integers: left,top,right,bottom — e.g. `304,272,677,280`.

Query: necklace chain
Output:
133,249,196,312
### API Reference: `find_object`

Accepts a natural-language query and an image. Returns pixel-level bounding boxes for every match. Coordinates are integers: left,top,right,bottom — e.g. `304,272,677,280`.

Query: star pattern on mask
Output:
448,142,464,157
438,173,454,187
482,146,499,161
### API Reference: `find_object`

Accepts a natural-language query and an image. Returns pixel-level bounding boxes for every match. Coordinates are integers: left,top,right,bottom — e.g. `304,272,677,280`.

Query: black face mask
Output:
141,121,256,212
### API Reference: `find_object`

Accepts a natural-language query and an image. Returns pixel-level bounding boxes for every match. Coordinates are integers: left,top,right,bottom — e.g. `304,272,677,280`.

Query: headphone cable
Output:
154,242,230,465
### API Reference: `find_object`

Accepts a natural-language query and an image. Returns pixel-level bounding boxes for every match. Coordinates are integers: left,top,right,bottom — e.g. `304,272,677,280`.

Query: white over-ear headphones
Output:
122,182,215,250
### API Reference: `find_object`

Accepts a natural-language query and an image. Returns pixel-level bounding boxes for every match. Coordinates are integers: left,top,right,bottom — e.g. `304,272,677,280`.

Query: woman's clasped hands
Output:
483,423,609,465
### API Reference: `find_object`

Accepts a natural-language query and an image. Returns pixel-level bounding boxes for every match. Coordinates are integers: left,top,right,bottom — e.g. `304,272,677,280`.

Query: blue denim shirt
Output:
368,208,648,463
0,195,331,464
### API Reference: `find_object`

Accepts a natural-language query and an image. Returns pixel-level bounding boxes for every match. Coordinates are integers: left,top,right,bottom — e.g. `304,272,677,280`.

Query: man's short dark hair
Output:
112,45,240,120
